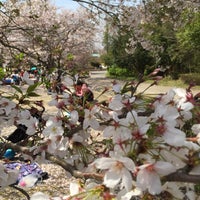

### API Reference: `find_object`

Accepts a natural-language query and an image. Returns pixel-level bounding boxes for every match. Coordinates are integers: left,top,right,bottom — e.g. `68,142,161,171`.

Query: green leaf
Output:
11,85,23,94
26,92,40,97
0,2,3,8
26,82,39,94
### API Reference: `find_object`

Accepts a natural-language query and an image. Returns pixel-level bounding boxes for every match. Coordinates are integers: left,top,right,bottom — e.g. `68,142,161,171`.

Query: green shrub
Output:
108,65,134,78
0,67,5,80
180,73,200,85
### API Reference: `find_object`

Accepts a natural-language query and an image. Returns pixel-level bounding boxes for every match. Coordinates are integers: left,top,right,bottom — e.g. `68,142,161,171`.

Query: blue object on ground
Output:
3,148,15,159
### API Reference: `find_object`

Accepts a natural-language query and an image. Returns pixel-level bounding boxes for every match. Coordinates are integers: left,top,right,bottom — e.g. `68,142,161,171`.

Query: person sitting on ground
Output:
11,71,21,85
74,80,94,104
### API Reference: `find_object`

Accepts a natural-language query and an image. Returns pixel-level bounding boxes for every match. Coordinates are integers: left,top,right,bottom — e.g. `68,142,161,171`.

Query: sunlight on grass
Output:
159,77,187,87
158,76,200,90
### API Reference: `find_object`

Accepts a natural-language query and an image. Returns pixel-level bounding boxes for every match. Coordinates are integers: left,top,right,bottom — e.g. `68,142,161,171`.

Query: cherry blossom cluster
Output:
1,72,200,200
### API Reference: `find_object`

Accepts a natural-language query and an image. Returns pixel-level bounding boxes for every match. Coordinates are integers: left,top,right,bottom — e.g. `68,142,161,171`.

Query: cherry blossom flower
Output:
42,118,64,137
119,186,142,200
69,110,79,124
152,125,183,147
69,180,83,196
158,122,186,146
152,89,193,128
46,136,69,157
48,93,59,107
19,110,32,119
172,88,194,125
153,88,175,106
46,116,62,126
136,161,176,195
0,97,16,115
22,71,35,85
103,117,132,145
83,105,100,130
173,88,190,105
0,164,19,187
109,94,124,111
157,147,189,169
191,124,200,144
98,109,112,121
30,192,50,200
18,116,39,135
69,130,90,148
106,123,132,141
103,111,128,138
151,103,179,124
3,108,18,126
48,93,70,109
126,110,150,139
150,104,186,146
162,182,185,199
71,133,85,144
112,82,121,93
192,124,200,135
176,101,194,127
94,154,135,191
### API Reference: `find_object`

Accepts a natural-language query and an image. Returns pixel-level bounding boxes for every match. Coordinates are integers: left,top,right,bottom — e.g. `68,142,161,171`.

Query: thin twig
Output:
9,185,30,200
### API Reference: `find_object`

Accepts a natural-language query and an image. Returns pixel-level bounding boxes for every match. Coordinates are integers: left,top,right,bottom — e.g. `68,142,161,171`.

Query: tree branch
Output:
46,154,103,181
163,170,200,184
0,141,103,181
3,140,200,185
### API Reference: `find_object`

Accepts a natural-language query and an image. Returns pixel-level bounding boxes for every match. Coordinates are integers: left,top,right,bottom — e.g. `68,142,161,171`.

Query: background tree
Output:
86,0,199,78
0,0,98,73
176,10,200,73
121,0,200,78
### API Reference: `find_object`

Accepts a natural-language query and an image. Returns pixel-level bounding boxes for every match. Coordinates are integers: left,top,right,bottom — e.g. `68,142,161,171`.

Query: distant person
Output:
20,69,24,77
2,75,14,85
11,71,21,85
74,80,94,104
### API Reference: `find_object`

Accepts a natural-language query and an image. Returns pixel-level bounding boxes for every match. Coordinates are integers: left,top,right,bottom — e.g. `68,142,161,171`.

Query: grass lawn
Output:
157,76,200,91
111,74,200,91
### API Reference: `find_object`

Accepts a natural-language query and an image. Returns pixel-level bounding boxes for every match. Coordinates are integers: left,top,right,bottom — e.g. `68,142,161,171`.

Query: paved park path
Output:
88,70,199,98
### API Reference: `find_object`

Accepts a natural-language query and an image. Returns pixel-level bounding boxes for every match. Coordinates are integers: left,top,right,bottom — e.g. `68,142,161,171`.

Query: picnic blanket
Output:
4,162,48,187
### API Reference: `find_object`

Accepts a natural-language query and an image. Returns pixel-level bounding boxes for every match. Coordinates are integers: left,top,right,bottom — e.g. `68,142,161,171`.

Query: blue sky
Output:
52,0,79,10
